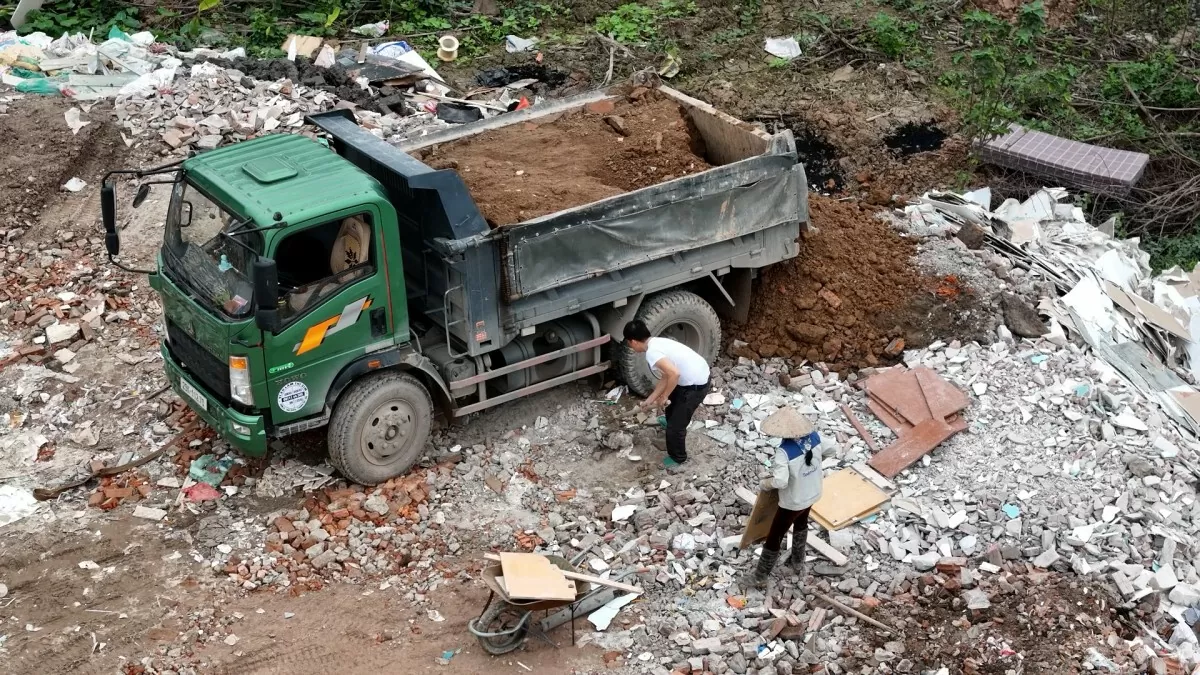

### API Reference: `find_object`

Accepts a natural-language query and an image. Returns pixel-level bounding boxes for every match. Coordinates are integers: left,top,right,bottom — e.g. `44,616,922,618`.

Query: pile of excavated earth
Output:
3,32,1200,675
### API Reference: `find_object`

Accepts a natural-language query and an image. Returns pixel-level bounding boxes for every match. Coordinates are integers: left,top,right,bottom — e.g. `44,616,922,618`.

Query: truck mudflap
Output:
161,344,268,457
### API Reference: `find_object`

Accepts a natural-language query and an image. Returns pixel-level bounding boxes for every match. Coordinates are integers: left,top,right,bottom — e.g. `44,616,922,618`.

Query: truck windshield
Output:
163,180,259,318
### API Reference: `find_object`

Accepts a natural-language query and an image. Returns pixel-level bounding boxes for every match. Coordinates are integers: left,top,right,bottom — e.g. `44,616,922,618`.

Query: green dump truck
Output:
101,85,808,485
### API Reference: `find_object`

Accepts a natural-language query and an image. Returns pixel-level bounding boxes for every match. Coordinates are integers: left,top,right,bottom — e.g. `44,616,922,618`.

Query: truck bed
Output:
412,92,713,226
308,84,807,358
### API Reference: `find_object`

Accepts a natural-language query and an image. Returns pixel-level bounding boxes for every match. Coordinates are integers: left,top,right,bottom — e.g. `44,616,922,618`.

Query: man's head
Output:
623,319,652,353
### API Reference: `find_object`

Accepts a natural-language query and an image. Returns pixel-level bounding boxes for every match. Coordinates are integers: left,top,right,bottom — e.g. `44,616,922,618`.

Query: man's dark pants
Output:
664,381,711,463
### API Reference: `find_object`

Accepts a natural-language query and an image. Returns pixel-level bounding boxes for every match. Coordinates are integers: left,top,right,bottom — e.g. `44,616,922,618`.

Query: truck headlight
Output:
229,356,253,406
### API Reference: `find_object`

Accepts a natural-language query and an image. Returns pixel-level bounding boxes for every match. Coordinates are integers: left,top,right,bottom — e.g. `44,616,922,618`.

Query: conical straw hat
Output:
761,407,814,438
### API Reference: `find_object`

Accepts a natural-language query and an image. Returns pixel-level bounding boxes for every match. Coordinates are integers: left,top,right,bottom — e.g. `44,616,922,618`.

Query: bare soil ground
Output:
855,568,1132,674
417,90,711,226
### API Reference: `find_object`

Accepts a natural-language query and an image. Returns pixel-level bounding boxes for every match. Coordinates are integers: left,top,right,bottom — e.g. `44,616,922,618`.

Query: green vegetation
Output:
867,12,919,59
593,0,698,46
14,0,139,38
10,0,554,58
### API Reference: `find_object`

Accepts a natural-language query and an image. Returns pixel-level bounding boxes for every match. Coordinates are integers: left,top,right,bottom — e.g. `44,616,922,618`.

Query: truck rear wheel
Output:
617,290,721,397
328,370,434,486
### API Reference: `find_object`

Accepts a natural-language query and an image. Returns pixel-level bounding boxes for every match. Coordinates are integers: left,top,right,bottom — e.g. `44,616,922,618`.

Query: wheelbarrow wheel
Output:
476,601,530,655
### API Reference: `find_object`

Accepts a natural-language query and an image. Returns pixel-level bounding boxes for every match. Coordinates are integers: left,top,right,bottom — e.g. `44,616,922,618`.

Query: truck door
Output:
264,208,392,424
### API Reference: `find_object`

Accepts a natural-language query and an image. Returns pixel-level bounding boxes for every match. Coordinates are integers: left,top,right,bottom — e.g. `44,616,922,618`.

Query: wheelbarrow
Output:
467,549,642,655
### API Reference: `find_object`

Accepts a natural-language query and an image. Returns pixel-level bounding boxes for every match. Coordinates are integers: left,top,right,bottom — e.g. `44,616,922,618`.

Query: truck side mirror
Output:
253,258,281,334
132,183,151,208
101,181,119,256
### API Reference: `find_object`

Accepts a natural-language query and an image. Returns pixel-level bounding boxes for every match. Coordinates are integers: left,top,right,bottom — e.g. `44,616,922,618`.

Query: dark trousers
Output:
764,506,811,553
664,381,710,462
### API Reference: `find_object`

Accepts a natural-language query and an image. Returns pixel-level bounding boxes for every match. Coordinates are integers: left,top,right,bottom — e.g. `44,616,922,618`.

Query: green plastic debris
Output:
188,455,235,486
108,26,133,41
10,67,45,79
15,79,61,95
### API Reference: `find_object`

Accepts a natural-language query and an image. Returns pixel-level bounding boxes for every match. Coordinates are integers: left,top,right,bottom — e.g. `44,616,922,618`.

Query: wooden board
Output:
812,505,882,531
868,417,959,478
867,399,913,436
810,468,890,530
840,403,880,452
913,368,970,419
497,552,576,601
806,534,848,566
866,369,931,426
740,488,779,549
483,554,643,594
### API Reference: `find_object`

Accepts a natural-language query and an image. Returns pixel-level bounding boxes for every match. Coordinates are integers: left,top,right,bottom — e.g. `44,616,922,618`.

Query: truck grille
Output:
165,320,230,404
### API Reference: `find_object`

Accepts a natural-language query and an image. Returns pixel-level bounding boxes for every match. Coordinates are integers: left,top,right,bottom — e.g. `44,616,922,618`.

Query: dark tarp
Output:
503,162,805,299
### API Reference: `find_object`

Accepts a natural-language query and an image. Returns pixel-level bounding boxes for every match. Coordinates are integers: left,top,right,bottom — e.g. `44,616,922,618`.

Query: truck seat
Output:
331,216,370,274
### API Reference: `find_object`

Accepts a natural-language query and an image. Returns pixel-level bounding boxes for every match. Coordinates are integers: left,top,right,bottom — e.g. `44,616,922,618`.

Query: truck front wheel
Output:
617,289,722,397
328,371,434,485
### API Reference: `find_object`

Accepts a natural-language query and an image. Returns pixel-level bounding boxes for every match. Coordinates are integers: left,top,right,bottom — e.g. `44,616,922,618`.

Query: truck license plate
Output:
179,379,208,411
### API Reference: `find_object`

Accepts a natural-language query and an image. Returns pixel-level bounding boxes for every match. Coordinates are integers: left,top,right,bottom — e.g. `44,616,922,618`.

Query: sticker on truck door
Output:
293,296,373,356
277,381,309,413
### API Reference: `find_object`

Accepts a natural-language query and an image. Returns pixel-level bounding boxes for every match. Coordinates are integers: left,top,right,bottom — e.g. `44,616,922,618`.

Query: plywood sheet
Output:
740,488,779,549
868,418,959,478
498,552,576,601
810,469,890,530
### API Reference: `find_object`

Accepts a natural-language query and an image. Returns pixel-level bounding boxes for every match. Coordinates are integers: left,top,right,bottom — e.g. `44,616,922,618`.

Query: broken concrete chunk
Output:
133,506,168,521
45,322,81,344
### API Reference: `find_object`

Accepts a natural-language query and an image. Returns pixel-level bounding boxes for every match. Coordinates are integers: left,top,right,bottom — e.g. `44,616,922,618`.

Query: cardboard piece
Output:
282,34,324,59
810,469,890,530
497,552,576,601
740,488,779,549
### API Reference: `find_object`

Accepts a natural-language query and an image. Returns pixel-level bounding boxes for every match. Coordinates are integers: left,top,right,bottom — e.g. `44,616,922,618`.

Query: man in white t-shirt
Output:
623,319,712,470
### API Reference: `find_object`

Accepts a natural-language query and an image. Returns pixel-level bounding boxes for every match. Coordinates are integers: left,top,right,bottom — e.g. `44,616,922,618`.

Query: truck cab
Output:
137,134,428,478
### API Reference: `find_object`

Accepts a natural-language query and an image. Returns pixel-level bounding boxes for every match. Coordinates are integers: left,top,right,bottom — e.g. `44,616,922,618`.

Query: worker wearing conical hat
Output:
746,406,824,587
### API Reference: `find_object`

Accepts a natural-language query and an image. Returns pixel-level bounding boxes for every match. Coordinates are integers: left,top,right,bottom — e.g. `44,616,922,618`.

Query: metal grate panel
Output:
166,321,231,403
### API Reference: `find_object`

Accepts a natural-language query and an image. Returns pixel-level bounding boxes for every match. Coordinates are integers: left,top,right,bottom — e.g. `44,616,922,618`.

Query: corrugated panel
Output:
978,124,1149,196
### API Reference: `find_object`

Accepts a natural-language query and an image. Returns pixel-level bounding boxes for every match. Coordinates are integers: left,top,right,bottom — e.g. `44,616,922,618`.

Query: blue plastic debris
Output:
732,399,744,410
1030,354,1049,364
1001,504,1020,519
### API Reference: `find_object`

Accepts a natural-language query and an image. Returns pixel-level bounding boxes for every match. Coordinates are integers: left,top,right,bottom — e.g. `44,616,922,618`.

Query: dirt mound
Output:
0,97,127,237
734,196,924,367
416,90,711,226
733,196,1000,369
855,569,1133,674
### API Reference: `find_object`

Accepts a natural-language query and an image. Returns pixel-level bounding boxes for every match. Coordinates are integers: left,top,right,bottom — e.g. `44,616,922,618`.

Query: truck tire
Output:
327,370,434,486
617,290,721,397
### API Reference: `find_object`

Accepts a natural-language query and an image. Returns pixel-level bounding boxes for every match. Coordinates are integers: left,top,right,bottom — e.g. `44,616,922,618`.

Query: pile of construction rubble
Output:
78,329,1200,673
1,28,551,152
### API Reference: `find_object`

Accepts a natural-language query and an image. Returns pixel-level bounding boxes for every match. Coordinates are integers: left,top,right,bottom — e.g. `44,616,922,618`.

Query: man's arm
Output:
642,357,680,409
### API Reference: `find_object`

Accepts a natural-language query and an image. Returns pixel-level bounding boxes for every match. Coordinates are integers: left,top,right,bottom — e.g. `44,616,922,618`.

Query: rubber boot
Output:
743,548,781,588
788,528,809,577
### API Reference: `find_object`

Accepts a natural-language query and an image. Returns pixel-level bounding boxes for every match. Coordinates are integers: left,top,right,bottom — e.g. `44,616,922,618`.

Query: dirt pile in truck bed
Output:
416,90,712,226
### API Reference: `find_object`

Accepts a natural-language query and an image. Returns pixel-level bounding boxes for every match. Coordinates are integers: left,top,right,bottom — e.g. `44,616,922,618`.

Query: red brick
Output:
585,100,616,115
274,516,295,533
